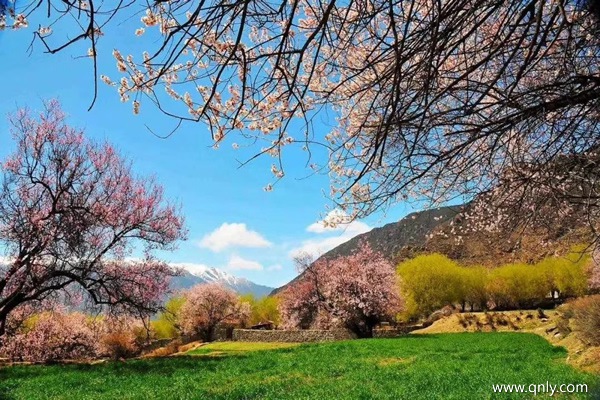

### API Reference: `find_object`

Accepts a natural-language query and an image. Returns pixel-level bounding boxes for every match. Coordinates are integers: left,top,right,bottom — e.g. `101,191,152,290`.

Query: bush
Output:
1,311,99,363
240,294,281,327
99,316,148,360
570,295,600,346
101,332,139,359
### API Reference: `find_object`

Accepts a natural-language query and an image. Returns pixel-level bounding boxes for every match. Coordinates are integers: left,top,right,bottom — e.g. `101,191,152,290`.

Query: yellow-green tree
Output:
151,296,186,339
486,263,551,309
457,266,489,312
240,295,281,327
397,254,463,320
537,248,590,299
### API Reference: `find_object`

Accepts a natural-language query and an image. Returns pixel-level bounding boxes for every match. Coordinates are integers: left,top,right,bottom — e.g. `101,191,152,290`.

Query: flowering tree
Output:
179,283,250,341
5,1,600,225
280,242,403,337
3,1,600,234
278,278,321,330
0,101,186,337
1,309,100,363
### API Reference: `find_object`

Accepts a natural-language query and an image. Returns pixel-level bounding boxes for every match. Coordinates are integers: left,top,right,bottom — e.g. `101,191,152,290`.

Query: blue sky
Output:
0,11,416,288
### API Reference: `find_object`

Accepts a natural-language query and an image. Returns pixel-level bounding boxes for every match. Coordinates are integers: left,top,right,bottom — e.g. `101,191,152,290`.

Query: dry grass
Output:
186,341,300,356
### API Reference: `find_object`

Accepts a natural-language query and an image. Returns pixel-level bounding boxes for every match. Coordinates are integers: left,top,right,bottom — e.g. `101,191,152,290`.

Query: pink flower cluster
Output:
179,283,250,341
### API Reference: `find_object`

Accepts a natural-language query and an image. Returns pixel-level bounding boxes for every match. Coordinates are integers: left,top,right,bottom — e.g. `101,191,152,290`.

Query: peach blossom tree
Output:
4,1,600,239
280,242,403,337
0,101,186,337
1,309,100,363
179,283,250,341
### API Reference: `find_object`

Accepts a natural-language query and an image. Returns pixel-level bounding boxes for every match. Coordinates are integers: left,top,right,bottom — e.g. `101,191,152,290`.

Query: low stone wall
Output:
232,329,354,343
372,325,423,338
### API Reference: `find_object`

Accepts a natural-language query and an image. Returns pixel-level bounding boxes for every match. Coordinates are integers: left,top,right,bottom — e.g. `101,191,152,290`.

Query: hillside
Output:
273,193,594,295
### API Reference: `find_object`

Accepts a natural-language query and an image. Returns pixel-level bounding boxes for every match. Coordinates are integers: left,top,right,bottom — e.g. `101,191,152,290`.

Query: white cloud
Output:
290,211,372,259
266,264,283,271
226,255,264,271
198,223,272,252
289,235,353,259
306,209,371,236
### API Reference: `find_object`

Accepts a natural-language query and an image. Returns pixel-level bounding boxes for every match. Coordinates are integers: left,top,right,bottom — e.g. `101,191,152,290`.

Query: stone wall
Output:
372,325,422,338
232,329,354,343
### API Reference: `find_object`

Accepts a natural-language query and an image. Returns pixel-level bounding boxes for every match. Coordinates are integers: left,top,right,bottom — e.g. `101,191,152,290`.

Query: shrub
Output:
570,295,600,346
101,332,139,360
152,296,186,339
99,316,148,360
241,294,281,327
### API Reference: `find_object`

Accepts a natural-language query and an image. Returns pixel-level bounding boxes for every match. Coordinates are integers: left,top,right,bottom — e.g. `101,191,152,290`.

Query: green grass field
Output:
0,333,598,399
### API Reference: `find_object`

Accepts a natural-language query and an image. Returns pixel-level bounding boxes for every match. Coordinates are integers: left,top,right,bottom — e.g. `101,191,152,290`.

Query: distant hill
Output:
271,204,465,295
171,268,274,298
273,185,594,296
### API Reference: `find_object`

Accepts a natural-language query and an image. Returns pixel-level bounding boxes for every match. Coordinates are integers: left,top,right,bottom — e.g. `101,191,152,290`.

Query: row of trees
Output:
398,251,594,320
277,243,598,330
1,282,256,362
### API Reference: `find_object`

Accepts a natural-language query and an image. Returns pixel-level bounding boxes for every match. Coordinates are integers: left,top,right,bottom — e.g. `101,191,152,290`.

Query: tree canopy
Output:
3,0,600,234
0,101,186,337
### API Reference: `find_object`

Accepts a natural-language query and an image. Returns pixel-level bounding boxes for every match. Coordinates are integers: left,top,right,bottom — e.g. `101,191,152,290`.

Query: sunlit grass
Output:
0,333,597,399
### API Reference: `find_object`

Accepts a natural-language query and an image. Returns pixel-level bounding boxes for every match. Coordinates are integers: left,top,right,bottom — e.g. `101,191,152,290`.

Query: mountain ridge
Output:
170,267,274,298
271,204,465,295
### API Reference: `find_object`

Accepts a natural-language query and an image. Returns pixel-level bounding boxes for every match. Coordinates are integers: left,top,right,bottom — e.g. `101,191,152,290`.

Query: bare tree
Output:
4,0,600,237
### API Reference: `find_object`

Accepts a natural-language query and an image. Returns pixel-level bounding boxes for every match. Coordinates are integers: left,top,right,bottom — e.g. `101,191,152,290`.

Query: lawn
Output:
0,333,598,399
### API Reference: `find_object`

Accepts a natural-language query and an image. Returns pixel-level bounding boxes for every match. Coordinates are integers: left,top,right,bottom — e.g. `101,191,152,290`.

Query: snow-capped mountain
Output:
169,265,274,298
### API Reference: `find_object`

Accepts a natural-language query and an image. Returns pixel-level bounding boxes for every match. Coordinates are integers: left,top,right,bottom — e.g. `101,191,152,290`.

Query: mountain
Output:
271,204,465,295
273,183,594,296
170,267,274,298
318,204,466,262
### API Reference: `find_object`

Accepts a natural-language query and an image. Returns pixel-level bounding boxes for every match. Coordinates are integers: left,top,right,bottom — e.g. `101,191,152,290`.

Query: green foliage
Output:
537,249,590,298
0,333,596,399
457,266,489,311
240,294,281,327
487,263,551,309
151,296,186,339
